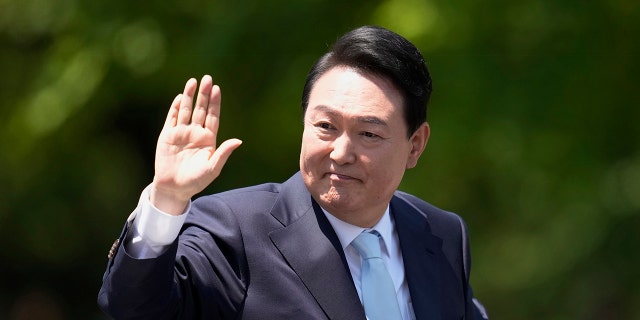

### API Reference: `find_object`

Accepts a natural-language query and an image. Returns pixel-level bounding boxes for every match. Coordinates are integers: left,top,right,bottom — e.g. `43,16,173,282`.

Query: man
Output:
98,26,488,319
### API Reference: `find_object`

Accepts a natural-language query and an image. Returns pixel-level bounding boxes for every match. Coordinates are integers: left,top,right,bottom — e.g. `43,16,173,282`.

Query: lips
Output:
327,172,359,181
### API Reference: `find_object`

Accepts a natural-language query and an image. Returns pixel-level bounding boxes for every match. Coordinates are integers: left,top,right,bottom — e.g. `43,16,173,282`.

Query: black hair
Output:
301,25,432,137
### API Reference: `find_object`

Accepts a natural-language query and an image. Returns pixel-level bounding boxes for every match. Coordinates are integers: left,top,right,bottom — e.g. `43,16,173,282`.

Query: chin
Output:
318,191,356,210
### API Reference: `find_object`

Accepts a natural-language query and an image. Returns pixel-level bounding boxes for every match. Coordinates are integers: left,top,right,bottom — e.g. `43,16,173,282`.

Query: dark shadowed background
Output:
1,0,638,319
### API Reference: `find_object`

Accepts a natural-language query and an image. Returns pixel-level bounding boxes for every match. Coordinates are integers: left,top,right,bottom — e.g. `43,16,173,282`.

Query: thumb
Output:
209,138,243,176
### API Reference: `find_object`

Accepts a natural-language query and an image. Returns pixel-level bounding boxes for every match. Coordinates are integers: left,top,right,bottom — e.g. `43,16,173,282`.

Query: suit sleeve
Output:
97,195,248,319
458,216,489,320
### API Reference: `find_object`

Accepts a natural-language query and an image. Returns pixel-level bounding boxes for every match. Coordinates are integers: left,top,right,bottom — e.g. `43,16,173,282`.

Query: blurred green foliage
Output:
0,0,638,319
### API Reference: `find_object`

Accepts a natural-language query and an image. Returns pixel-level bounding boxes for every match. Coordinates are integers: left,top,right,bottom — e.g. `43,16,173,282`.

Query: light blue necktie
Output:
352,231,402,320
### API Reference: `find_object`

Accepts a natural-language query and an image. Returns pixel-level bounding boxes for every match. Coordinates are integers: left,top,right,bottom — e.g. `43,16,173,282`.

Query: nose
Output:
329,133,356,165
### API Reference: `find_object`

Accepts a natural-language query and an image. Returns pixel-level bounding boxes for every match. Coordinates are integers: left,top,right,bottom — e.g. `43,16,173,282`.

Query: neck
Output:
324,206,387,228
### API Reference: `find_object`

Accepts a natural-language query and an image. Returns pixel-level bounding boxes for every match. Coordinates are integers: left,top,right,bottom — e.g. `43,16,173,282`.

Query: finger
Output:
204,84,222,134
192,75,213,126
164,94,182,127
208,138,242,177
177,78,198,125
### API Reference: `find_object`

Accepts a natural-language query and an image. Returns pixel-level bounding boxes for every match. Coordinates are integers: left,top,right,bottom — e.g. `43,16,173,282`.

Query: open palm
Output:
151,75,242,215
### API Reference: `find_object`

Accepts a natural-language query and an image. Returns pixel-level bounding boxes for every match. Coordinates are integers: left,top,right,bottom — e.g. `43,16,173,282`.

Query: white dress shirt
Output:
127,187,415,319
125,186,190,258
322,207,416,320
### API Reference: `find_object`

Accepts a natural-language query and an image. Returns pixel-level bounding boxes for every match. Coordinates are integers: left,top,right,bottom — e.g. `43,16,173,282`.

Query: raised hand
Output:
150,75,242,215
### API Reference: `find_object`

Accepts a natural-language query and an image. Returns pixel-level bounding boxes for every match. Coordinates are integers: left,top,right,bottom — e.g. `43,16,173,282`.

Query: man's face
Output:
300,66,429,227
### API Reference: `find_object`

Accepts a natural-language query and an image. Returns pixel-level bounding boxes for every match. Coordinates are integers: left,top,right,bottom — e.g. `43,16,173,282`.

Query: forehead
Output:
307,67,404,118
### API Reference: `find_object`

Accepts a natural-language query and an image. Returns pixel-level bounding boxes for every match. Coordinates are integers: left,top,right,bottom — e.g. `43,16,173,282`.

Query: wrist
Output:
149,183,190,216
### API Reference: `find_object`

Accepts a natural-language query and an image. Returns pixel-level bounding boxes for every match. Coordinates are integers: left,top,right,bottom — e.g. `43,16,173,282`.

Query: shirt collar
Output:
322,205,393,250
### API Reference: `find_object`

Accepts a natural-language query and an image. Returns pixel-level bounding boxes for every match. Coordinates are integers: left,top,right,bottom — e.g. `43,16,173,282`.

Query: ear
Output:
406,122,430,169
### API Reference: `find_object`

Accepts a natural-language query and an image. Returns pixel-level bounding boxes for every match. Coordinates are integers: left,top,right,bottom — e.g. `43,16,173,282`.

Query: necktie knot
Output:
351,230,402,320
351,230,382,259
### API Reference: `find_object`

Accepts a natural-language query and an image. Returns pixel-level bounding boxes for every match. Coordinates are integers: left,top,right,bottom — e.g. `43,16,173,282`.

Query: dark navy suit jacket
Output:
98,172,487,319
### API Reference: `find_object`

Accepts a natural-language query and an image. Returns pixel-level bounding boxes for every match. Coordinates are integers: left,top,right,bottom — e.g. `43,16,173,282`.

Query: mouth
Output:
326,172,358,182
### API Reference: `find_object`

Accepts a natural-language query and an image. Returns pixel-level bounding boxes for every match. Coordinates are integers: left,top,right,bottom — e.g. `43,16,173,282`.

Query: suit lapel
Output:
391,196,444,320
268,173,365,320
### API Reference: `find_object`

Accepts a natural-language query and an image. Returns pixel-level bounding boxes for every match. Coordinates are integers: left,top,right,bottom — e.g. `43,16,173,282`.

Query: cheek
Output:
301,131,329,156
300,133,322,169
368,150,409,184
300,129,312,156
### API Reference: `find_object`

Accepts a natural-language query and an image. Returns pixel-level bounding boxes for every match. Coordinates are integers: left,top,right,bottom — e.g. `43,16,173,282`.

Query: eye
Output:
361,131,381,139
316,122,335,130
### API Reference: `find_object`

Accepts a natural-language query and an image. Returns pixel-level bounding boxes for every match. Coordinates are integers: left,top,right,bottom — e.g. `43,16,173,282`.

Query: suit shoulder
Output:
193,182,282,209
393,191,466,234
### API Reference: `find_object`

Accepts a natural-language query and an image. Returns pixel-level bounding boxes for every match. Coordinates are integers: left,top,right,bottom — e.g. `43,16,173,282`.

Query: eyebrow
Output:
358,116,387,126
312,105,388,126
